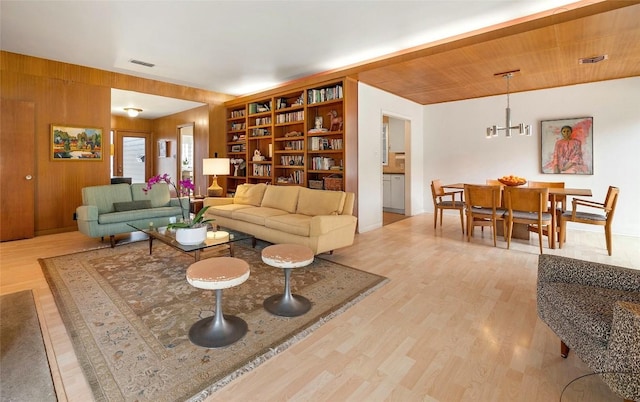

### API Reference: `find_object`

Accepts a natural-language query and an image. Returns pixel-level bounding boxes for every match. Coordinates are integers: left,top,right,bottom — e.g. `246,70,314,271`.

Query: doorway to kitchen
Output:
382,114,410,226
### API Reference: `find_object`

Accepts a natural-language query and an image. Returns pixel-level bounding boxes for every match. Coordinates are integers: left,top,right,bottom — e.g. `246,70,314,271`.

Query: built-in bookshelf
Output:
305,81,344,190
273,90,305,186
226,105,248,193
224,79,349,192
246,97,273,186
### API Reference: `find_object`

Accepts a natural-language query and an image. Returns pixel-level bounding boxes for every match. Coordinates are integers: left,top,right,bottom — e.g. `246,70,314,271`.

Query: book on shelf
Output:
307,84,343,104
253,117,272,126
251,128,270,137
230,122,246,131
276,170,303,184
311,156,335,170
309,137,342,151
284,140,304,150
279,155,304,166
230,110,245,118
275,110,304,124
252,164,272,177
249,101,272,114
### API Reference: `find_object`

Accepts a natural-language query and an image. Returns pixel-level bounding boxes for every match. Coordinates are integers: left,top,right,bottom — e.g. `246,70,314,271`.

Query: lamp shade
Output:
203,158,230,176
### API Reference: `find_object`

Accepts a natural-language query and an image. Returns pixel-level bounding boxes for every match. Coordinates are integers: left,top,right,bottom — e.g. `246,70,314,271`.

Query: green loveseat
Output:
76,183,188,246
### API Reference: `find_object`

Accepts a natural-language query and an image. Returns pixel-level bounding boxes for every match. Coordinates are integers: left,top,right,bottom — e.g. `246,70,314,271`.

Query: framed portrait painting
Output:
540,117,593,174
51,124,103,160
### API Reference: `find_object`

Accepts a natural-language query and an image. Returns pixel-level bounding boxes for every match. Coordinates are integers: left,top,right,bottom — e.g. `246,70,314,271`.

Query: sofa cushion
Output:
296,187,346,216
131,183,172,208
113,200,152,212
231,207,288,226
82,184,132,214
207,203,253,218
265,214,311,237
261,185,300,213
234,183,267,206
97,206,183,224
541,282,640,344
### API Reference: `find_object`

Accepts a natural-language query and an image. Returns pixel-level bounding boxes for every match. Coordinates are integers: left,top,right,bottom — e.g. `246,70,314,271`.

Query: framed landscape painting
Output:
51,124,103,160
540,117,593,174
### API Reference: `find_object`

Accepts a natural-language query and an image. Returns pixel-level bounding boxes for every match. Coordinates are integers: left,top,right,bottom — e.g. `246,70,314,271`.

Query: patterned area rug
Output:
0,290,57,401
40,241,387,402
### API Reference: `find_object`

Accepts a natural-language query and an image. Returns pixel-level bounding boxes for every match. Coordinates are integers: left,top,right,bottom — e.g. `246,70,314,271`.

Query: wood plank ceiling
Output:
354,1,640,105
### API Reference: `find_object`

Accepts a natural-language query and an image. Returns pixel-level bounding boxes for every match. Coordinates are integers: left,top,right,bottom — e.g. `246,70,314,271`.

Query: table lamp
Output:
203,158,230,197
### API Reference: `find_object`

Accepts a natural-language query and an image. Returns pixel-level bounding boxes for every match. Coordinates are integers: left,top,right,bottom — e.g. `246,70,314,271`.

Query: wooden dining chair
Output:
464,184,505,246
504,186,553,254
528,181,565,242
430,179,465,234
559,186,619,256
485,179,504,187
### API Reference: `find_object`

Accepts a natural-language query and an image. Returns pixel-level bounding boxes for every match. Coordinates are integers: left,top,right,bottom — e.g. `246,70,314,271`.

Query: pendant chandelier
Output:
486,71,532,138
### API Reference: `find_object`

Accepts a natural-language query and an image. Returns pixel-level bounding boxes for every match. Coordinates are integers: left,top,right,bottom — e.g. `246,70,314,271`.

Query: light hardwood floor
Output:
1,214,638,402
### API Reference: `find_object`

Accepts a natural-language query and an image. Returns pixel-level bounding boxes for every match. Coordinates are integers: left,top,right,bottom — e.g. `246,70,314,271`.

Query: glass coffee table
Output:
128,223,255,261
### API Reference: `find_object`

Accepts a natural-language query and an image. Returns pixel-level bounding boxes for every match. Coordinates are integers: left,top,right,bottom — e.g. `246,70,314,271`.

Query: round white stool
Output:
261,244,314,317
186,257,250,348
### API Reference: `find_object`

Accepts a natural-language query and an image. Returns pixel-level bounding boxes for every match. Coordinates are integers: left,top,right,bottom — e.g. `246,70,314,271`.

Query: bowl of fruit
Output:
498,175,527,186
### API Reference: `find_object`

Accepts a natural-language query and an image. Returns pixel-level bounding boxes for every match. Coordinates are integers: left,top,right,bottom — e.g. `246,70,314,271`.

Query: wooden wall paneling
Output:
209,103,228,193
1,51,231,235
1,51,234,106
152,105,210,195
0,69,111,235
111,115,154,132
344,76,358,216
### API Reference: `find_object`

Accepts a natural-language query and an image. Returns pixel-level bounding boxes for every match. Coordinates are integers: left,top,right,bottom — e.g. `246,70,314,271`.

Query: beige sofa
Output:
203,183,357,255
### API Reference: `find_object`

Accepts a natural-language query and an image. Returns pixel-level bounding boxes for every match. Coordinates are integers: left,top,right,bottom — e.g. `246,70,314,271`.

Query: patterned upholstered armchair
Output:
537,255,640,402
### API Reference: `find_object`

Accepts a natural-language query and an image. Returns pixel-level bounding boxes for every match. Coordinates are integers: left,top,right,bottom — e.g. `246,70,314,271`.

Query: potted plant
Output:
144,174,214,245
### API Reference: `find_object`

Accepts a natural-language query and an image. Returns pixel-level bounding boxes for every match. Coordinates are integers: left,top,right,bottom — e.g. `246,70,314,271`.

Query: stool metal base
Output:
263,267,312,317
188,288,247,348
188,314,247,348
264,293,311,317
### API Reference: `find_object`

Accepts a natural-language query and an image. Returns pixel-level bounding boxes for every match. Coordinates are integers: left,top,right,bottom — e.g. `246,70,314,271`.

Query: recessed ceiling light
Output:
579,55,608,64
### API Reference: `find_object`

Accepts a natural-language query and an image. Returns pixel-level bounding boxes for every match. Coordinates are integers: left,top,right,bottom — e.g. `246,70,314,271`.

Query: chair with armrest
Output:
528,181,565,242
559,186,619,256
504,186,552,254
430,179,465,234
464,184,505,247
537,254,640,402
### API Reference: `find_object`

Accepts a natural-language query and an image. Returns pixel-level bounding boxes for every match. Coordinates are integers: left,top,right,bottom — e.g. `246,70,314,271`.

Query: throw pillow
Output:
296,187,345,216
234,183,267,206
113,200,152,212
261,185,300,213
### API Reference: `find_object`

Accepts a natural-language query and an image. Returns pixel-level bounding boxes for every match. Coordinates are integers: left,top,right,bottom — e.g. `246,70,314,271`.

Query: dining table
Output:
443,183,592,249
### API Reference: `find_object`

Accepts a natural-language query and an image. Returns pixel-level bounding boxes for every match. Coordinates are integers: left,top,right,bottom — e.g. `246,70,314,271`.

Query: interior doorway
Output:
113,130,152,183
382,114,410,226
1,99,36,241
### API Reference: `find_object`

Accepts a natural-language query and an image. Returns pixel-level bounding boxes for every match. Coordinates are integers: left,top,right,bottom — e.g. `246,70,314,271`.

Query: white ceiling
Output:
111,89,206,119
1,0,579,117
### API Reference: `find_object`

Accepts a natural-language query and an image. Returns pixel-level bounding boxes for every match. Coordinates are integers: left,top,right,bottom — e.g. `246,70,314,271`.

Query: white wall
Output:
358,83,424,232
424,77,640,237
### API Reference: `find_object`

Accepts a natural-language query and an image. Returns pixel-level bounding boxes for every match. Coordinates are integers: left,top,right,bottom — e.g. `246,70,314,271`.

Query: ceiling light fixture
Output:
486,71,532,139
124,107,142,117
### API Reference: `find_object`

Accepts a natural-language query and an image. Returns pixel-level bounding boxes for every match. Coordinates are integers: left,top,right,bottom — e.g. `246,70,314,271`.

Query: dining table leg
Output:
550,194,557,249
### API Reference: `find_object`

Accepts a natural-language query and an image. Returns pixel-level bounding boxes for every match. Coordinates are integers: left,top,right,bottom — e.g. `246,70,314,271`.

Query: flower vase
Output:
175,226,207,246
